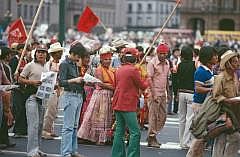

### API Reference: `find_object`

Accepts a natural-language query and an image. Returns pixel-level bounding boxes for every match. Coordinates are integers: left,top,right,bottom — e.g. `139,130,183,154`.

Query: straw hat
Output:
99,45,116,55
111,38,128,48
220,50,238,70
48,42,64,53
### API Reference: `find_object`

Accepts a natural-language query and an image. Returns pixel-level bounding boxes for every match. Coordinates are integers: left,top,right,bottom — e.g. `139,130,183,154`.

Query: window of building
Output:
165,4,168,14
128,3,132,13
17,4,22,17
41,6,45,22
24,5,28,19
147,17,151,25
137,3,142,12
29,5,34,18
128,17,132,25
148,3,152,12
137,16,142,26
160,3,163,13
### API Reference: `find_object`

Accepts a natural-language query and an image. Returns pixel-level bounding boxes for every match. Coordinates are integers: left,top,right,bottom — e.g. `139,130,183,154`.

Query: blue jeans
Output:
60,91,83,156
26,95,45,156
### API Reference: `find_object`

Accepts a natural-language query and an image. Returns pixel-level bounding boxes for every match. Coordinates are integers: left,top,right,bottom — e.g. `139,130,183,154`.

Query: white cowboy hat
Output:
99,45,116,55
111,38,128,48
220,50,238,70
48,42,64,53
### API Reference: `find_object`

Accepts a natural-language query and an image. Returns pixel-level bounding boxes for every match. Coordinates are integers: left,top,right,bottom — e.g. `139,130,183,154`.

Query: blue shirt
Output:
58,56,84,92
193,65,214,104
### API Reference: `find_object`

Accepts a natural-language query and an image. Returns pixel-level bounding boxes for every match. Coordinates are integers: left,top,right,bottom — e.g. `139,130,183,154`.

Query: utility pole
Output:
59,0,65,44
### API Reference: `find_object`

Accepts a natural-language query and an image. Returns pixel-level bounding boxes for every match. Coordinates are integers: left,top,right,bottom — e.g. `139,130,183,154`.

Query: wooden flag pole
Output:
139,0,181,65
14,0,45,76
99,20,108,33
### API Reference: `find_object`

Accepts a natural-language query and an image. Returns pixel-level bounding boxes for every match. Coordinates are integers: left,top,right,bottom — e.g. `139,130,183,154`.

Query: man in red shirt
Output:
111,48,149,157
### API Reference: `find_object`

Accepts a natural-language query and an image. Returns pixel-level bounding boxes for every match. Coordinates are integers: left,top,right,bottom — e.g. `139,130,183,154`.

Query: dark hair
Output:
136,46,144,53
172,48,180,54
217,46,231,62
124,56,136,63
193,48,199,56
0,47,10,60
181,46,193,61
145,47,155,56
16,43,25,50
34,50,50,62
199,46,217,65
69,42,88,58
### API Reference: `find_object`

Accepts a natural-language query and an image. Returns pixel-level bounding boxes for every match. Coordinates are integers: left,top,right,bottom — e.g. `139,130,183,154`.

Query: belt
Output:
64,90,82,94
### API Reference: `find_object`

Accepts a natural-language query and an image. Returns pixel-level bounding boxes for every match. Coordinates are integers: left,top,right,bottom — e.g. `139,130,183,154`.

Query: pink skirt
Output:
77,89,113,143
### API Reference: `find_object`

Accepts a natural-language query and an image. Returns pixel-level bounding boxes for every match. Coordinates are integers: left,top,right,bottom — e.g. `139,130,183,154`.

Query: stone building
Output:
127,0,180,30
0,0,127,32
180,0,240,33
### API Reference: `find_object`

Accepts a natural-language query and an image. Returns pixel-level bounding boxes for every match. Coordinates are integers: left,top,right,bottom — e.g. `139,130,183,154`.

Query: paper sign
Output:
83,73,102,83
36,71,57,99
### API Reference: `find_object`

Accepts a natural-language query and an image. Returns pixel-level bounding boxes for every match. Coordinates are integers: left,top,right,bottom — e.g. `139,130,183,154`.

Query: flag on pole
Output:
7,18,27,47
77,6,99,33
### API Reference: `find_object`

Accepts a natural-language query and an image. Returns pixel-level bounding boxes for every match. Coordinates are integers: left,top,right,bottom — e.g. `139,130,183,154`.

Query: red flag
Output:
77,6,99,33
7,18,27,47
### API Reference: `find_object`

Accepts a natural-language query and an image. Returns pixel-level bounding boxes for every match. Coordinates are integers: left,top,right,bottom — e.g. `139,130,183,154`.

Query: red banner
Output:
7,18,27,47
77,6,99,33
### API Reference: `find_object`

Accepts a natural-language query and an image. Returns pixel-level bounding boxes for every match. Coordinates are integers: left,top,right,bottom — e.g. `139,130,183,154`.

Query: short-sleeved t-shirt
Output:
20,62,45,80
193,65,214,104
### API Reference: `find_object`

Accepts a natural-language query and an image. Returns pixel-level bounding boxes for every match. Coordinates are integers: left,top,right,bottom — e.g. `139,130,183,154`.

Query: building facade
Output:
127,0,180,30
0,0,127,33
180,0,240,33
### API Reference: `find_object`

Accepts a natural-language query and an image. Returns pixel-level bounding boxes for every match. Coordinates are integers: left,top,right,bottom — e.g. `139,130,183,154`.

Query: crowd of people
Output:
0,34,240,157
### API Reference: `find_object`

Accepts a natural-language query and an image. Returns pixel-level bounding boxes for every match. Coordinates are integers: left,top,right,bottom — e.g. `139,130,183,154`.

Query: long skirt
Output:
79,86,94,125
77,89,113,143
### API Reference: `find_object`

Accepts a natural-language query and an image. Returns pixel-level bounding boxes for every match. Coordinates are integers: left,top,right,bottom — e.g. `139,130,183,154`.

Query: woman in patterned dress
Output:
77,45,115,145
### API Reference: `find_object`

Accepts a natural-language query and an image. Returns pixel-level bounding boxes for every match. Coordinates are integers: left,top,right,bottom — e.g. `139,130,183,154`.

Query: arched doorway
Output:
188,18,205,35
219,19,235,31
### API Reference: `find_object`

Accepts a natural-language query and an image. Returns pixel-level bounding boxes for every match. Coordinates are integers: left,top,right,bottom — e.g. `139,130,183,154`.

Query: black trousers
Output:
0,115,9,144
12,89,28,135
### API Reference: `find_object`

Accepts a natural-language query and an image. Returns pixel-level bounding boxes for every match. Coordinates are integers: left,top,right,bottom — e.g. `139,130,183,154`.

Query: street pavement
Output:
0,110,223,157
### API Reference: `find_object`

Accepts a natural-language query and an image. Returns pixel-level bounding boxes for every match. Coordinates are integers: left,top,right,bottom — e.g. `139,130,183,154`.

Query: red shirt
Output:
112,63,149,112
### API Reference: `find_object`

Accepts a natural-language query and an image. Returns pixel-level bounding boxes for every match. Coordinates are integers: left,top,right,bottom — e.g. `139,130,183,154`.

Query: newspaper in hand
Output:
83,73,102,83
36,71,57,99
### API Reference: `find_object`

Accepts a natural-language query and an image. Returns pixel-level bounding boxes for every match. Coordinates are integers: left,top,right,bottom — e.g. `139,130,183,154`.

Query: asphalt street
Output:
0,110,221,157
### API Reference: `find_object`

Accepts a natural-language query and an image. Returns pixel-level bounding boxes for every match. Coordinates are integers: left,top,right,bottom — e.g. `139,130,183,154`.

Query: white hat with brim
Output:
48,42,64,53
99,45,116,55
220,50,238,70
111,38,128,48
